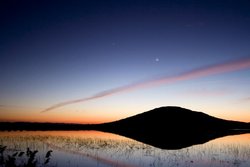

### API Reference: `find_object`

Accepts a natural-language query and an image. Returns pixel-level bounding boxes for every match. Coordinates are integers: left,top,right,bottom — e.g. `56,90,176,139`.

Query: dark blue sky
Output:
1,0,250,123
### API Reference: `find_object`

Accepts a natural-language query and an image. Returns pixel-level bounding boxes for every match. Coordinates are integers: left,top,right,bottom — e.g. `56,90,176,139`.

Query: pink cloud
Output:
42,57,250,112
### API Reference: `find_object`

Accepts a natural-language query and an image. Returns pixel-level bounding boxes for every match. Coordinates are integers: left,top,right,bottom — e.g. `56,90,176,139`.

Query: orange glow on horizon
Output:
0,107,250,124
0,108,119,124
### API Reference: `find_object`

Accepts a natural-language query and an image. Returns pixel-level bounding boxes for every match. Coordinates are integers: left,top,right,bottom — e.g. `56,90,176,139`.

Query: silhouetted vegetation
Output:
0,145,53,167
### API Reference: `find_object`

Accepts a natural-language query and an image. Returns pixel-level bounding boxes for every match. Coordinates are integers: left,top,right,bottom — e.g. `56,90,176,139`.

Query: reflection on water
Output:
0,131,250,167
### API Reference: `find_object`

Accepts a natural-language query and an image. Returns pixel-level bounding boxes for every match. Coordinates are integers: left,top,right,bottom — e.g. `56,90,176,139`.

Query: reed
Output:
0,145,53,167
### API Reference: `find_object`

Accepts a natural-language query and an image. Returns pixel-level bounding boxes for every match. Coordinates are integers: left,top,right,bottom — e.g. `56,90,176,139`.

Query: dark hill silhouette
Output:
97,106,250,149
0,106,249,149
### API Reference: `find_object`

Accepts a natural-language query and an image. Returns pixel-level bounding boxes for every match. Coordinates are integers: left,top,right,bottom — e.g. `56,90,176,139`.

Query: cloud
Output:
42,57,250,112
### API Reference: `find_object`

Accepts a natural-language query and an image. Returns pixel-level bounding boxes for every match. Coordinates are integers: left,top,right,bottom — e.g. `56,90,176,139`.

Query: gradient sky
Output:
0,0,250,124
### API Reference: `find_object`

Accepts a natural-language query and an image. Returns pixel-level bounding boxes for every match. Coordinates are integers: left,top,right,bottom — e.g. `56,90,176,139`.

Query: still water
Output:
0,131,250,167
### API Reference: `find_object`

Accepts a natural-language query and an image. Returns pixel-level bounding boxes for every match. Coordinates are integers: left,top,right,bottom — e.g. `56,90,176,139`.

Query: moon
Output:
155,58,160,62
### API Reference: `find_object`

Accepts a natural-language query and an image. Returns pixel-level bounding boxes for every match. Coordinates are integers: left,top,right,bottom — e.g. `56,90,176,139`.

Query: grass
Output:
0,145,53,167
0,131,250,167
42,134,250,167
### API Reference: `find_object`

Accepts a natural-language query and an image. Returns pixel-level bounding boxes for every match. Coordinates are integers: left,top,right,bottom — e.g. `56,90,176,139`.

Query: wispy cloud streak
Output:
42,57,250,112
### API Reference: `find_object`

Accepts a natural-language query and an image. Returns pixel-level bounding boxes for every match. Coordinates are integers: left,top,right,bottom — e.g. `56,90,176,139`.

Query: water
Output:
0,131,250,167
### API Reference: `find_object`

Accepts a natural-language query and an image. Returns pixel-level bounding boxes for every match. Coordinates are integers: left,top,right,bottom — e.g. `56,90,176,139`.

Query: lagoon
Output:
0,131,250,167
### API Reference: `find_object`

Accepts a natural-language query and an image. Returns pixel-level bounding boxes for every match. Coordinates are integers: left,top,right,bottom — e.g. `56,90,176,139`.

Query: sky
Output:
0,0,250,124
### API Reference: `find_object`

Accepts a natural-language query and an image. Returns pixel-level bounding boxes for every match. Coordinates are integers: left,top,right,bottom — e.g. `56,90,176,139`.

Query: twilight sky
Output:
0,0,250,124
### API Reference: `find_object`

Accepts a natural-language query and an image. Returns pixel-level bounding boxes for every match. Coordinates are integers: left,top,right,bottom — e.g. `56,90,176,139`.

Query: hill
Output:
1,106,249,149
97,106,250,149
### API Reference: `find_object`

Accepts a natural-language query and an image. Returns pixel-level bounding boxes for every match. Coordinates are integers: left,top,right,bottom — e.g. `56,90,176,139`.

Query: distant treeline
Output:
0,122,98,131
